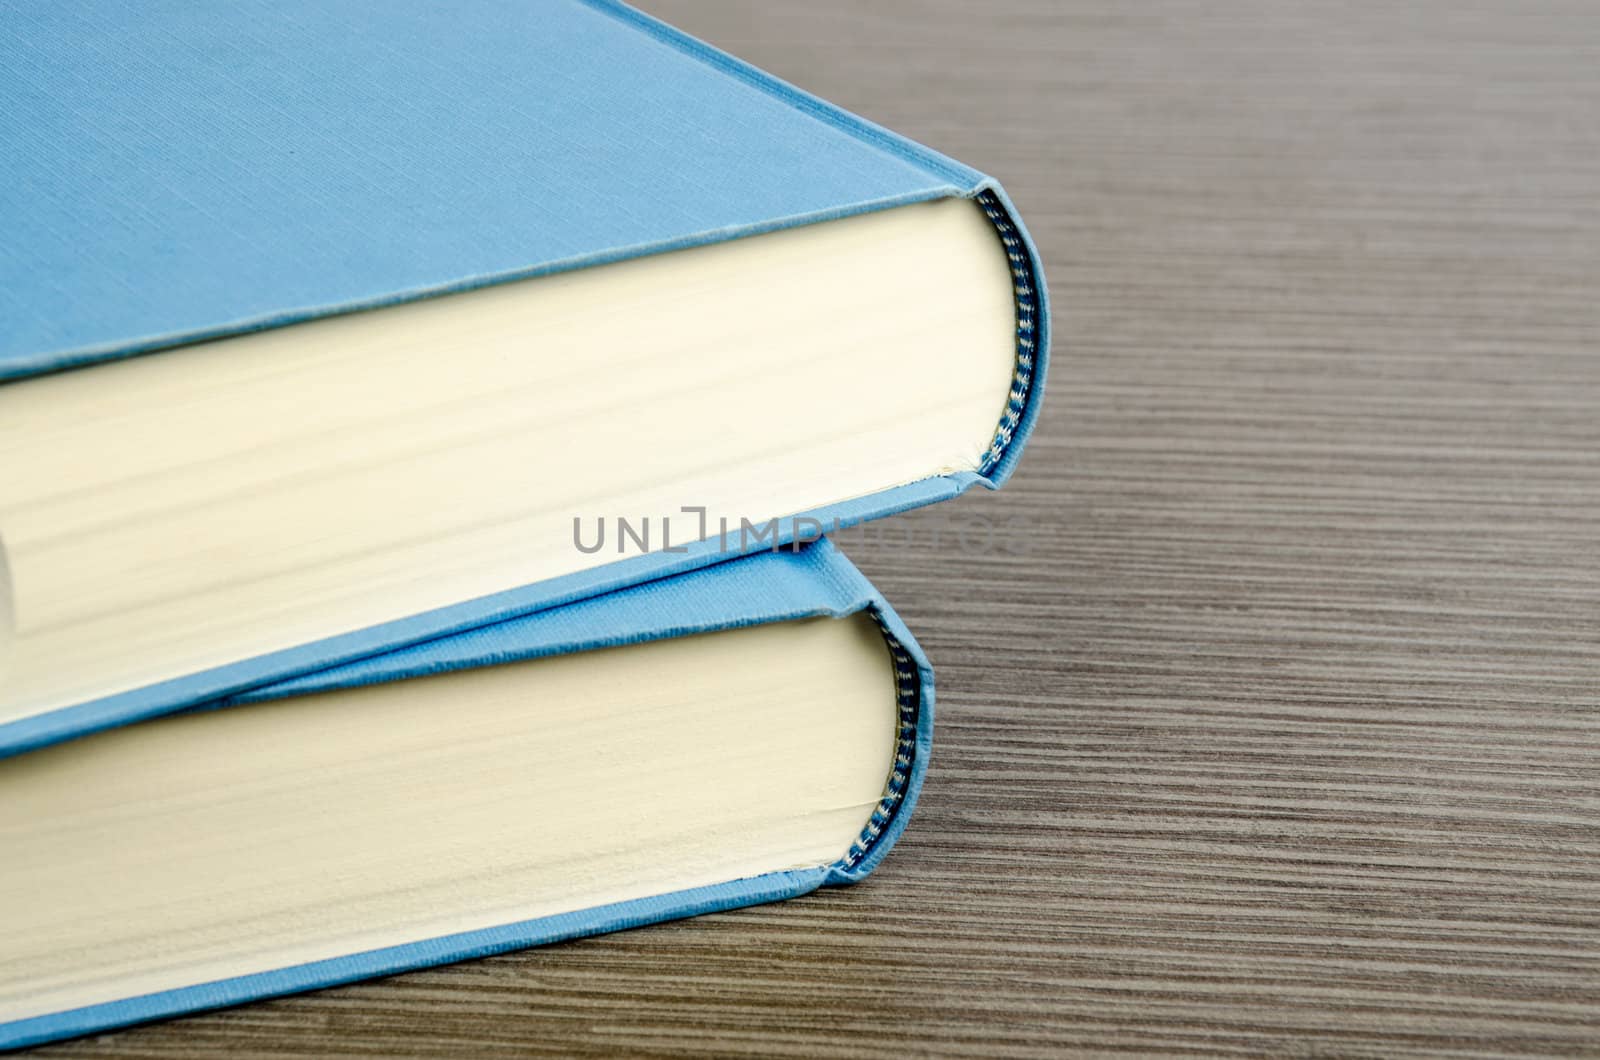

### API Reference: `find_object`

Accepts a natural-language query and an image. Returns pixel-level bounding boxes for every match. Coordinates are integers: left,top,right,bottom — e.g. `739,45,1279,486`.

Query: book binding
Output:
0,540,934,1050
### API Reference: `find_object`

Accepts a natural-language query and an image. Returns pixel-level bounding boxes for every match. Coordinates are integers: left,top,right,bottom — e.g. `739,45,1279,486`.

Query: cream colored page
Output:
0,197,1014,720
0,614,899,1024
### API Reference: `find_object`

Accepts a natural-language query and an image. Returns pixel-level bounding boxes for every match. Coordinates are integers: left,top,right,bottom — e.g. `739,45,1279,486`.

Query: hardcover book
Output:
0,0,1049,752
0,541,934,1048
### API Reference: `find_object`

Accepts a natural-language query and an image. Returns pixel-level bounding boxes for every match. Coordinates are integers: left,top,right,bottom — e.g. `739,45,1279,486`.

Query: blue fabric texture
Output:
4,0,990,380
0,539,935,1050
0,0,1047,751
222,538,881,703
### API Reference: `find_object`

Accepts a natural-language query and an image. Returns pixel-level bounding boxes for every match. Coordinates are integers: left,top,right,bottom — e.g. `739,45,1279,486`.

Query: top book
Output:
0,0,1049,752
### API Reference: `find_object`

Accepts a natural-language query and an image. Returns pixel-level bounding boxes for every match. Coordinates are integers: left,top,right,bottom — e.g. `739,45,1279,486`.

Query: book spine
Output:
581,0,1051,487
826,592,935,885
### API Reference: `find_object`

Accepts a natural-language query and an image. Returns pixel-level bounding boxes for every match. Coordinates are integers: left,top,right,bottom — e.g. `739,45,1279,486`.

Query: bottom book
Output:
0,539,932,1049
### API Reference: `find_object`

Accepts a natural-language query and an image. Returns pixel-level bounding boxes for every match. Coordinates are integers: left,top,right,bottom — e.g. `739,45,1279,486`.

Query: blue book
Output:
0,540,935,1048
0,0,1047,755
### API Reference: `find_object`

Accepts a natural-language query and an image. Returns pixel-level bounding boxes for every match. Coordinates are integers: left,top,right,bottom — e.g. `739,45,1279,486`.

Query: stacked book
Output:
0,0,1048,1047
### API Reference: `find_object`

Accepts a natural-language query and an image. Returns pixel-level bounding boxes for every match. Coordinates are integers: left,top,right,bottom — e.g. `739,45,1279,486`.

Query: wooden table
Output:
43,1,1600,1055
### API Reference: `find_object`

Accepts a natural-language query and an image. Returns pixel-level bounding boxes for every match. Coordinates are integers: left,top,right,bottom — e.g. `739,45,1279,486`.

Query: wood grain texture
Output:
35,1,1600,1056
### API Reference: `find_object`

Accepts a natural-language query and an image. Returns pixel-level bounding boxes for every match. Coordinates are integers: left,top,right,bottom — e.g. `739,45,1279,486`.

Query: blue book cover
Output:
0,0,1046,756
0,539,936,1049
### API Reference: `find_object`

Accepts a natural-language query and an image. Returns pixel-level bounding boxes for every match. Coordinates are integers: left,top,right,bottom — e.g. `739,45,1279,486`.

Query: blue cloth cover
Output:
0,539,936,1049
0,0,1046,754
